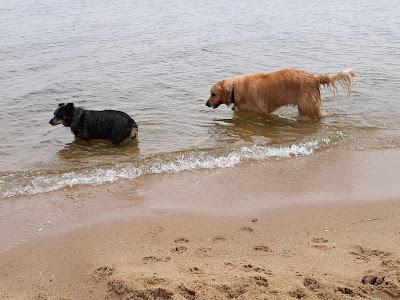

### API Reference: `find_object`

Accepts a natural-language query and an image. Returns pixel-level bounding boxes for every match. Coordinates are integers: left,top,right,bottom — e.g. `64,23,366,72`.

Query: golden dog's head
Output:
206,80,233,109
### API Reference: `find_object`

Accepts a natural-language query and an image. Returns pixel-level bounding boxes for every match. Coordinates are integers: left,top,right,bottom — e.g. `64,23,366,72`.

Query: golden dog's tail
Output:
318,68,356,97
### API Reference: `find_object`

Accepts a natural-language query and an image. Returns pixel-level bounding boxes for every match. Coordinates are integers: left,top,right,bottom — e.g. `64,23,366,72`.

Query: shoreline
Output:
2,147,400,250
1,147,400,299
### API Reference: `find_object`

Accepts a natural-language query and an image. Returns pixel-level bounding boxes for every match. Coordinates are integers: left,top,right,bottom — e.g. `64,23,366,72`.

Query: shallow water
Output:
1,0,400,197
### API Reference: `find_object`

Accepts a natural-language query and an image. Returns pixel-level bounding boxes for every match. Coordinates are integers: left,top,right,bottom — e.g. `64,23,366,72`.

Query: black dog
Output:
49,103,138,144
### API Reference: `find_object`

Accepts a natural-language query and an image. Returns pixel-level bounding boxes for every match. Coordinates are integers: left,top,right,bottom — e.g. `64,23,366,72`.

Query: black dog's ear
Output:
65,103,74,115
58,103,64,107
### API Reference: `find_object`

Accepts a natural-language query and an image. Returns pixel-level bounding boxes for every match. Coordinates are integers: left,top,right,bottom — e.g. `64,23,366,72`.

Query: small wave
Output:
0,136,335,198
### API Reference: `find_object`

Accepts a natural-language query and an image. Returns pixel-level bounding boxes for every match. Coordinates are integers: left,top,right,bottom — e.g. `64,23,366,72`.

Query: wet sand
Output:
1,148,400,299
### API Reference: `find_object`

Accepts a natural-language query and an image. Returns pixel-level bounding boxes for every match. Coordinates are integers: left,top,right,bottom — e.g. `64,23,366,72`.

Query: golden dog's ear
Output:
219,80,234,106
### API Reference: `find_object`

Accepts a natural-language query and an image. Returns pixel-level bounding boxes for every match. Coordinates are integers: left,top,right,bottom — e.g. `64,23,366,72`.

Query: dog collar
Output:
230,82,235,105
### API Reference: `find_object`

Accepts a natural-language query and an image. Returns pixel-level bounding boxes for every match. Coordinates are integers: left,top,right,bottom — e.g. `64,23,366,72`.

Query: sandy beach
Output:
1,147,400,300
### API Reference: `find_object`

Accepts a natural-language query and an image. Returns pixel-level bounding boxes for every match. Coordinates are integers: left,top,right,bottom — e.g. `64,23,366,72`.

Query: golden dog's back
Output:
233,69,319,114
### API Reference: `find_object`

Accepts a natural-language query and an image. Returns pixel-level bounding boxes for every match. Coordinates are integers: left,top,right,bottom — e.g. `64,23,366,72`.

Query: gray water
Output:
1,0,400,198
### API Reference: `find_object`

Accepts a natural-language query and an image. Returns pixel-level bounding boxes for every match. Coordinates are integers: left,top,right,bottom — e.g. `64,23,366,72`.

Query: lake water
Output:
1,0,399,198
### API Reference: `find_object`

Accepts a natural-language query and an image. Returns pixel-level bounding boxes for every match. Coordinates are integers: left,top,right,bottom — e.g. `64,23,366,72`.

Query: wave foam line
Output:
0,138,330,198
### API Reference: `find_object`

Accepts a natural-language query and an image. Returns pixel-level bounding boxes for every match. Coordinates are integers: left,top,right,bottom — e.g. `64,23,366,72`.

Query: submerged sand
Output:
1,148,400,299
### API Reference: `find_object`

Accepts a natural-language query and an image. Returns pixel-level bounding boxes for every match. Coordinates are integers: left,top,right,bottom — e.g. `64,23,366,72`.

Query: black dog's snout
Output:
49,117,59,126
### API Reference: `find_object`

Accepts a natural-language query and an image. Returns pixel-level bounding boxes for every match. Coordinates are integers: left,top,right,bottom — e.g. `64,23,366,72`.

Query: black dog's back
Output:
74,109,138,144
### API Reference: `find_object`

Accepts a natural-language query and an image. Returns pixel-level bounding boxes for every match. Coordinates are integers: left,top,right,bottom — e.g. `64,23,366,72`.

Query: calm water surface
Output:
1,0,399,197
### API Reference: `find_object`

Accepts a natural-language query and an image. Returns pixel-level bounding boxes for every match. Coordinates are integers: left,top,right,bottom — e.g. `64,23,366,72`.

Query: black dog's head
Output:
49,103,75,127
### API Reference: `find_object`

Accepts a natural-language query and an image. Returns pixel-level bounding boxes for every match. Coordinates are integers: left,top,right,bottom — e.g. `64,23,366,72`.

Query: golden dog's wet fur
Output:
206,68,356,119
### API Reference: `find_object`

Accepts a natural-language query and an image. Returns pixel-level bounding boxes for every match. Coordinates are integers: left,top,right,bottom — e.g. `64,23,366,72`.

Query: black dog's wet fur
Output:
49,103,138,144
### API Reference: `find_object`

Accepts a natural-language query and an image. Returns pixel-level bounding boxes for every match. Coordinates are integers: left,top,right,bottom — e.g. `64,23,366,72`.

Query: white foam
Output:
0,137,334,198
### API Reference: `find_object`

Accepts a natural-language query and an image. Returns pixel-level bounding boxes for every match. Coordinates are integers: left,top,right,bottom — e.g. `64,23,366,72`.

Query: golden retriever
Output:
206,68,356,119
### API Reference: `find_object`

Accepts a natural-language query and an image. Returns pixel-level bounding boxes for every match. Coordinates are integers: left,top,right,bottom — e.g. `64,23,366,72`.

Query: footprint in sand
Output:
253,245,271,252
311,238,331,250
66,194,76,200
145,226,165,238
361,274,385,285
171,246,188,254
361,273,400,297
188,266,203,275
142,256,171,263
302,276,320,291
177,284,196,300
349,245,391,262
288,287,306,299
108,279,174,300
35,292,49,300
253,275,269,288
212,236,226,242
311,237,328,243
240,226,254,233
91,266,115,282
337,287,354,296
144,276,167,285
218,284,247,299
195,247,212,257
243,264,272,275
174,237,189,243
313,244,331,250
